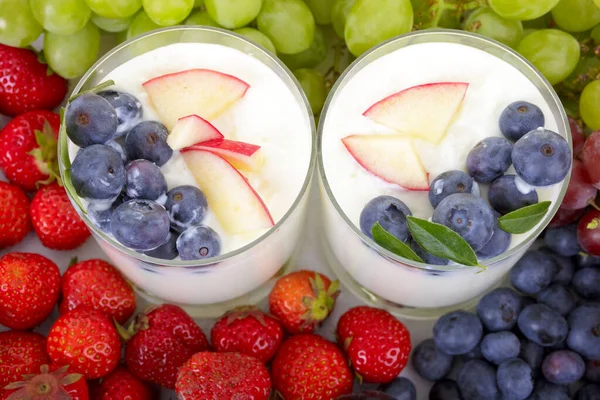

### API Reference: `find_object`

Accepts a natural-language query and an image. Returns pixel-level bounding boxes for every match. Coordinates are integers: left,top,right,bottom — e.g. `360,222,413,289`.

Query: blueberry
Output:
65,93,118,147
519,338,545,377
125,121,173,166
476,212,512,259
378,377,416,400
544,224,580,257
572,267,600,299
566,303,600,360
586,360,600,382
528,379,570,400
466,137,513,183
336,392,394,400
499,101,545,142
576,384,600,400
71,144,126,200
512,128,571,187
517,304,568,347
488,175,539,215
432,193,495,251
576,252,600,269
542,350,585,385
429,170,475,208
124,159,167,202
429,379,461,400
510,250,558,295
360,195,412,242
539,249,574,285
87,194,125,233
481,331,520,365
460,342,482,362
409,240,448,265
537,285,576,316
98,90,143,137
433,311,483,355
104,139,128,163
143,230,179,260
477,287,523,331
456,359,500,400
497,358,534,400
411,338,454,381
176,225,221,260
164,186,208,232
110,199,170,251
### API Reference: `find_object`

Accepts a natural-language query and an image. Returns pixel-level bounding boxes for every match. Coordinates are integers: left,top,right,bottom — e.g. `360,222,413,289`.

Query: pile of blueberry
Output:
359,101,571,262
65,90,221,261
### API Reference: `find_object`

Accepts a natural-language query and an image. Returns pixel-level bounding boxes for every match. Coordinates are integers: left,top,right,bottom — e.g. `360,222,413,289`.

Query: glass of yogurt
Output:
319,29,571,319
58,26,315,317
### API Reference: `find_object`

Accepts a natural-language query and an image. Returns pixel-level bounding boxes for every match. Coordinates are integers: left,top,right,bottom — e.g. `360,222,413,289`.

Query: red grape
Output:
561,159,597,210
569,116,585,157
549,206,586,228
582,130,600,189
578,208,600,256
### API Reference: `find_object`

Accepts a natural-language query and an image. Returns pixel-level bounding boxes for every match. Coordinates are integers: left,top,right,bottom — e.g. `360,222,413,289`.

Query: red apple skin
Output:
186,139,261,156
578,208,600,256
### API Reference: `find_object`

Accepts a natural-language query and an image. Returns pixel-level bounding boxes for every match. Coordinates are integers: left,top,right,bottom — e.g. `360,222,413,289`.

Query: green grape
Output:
305,0,336,25
278,26,327,69
142,0,194,26
331,0,356,37
463,6,523,48
517,29,580,85
185,10,221,27
412,0,482,30
234,27,277,53
488,0,559,20
0,0,43,47
593,24,600,44
85,0,141,18
581,80,600,130
44,22,100,79
205,0,262,29
522,28,537,38
257,0,315,55
552,0,600,32
595,0,600,7
345,0,413,57
127,10,161,38
294,68,326,114
91,13,132,32
29,0,91,35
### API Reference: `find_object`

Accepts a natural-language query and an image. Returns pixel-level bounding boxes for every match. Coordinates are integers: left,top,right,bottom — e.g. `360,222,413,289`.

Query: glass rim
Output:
317,29,572,273
58,25,317,269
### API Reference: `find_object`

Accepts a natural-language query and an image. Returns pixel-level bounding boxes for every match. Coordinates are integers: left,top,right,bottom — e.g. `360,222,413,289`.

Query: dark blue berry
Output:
429,379,461,400
71,144,126,200
497,358,534,400
585,360,600,383
528,379,570,400
537,284,576,316
104,139,128,163
164,185,208,232
542,350,585,385
517,304,568,347
460,342,482,362
432,193,495,251
499,101,545,142
65,93,118,147
409,240,448,265
488,174,538,214
360,195,412,242
87,194,125,232
539,249,574,285
575,252,600,268
572,267,600,299
576,384,600,400
476,287,523,331
481,331,520,365
378,377,416,400
110,199,170,251
567,303,600,360
176,225,221,260
433,311,483,355
512,128,571,187
144,230,179,260
476,212,511,259
519,338,544,377
124,159,167,202
456,359,500,400
125,121,172,166
466,137,513,183
429,170,475,208
411,338,454,381
97,90,143,137
510,250,558,295
544,224,580,257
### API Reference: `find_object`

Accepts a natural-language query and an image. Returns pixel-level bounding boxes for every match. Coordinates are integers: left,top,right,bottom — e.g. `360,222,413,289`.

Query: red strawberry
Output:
268,270,339,334
47,307,121,380
122,304,209,389
271,334,353,399
337,306,411,383
0,252,60,329
0,110,61,191
175,352,271,400
0,181,31,249
30,183,90,250
0,331,49,388
0,44,68,116
1,364,89,400
210,306,283,363
60,259,136,324
92,365,153,400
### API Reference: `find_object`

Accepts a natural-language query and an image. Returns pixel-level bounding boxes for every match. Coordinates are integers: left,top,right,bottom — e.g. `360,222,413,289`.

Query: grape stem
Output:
324,39,346,91
589,199,600,212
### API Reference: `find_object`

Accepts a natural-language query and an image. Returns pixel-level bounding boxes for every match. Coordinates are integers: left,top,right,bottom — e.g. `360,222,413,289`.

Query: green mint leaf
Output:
407,216,484,270
68,80,115,102
371,222,424,263
498,201,551,234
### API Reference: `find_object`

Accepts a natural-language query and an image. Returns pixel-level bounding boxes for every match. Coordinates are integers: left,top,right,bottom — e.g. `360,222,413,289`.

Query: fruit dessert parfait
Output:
58,27,314,312
319,30,571,317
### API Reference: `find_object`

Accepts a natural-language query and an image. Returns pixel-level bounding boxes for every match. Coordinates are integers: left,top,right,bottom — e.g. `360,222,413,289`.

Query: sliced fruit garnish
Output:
181,148,274,234
185,139,262,171
167,114,224,150
342,134,429,190
143,69,250,130
363,82,469,144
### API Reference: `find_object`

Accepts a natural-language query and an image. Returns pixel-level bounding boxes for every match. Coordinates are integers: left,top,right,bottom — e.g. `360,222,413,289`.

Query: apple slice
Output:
167,115,224,150
143,69,250,130
363,82,469,144
181,149,274,234
185,139,263,171
342,134,429,190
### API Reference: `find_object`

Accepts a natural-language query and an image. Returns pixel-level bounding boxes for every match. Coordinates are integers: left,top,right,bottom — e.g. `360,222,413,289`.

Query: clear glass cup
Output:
58,26,316,318
318,29,571,319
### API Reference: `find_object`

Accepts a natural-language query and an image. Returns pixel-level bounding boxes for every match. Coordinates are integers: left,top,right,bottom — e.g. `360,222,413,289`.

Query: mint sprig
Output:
371,222,424,263
498,201,551,234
